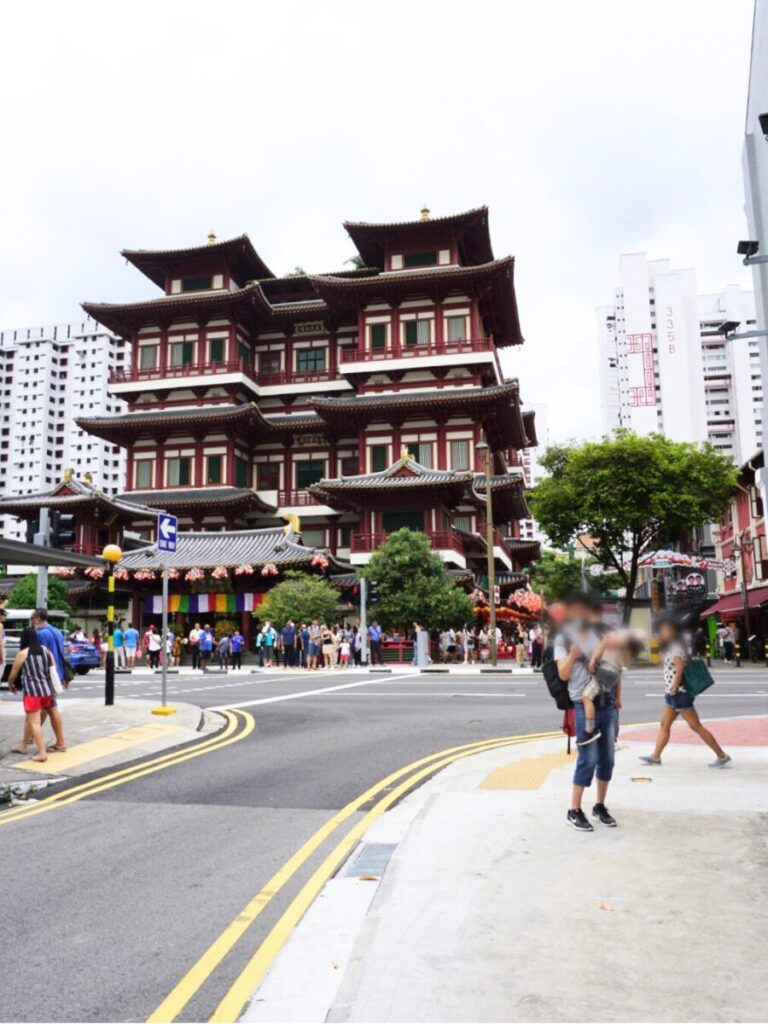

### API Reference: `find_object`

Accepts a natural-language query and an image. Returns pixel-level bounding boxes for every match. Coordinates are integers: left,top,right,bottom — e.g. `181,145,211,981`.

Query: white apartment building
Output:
519,402,549,541
0,321,128,541
597,253,760,461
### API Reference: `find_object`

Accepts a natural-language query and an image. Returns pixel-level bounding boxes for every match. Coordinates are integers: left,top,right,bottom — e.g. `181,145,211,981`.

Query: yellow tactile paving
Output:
15,723,183,773
479,750,576,790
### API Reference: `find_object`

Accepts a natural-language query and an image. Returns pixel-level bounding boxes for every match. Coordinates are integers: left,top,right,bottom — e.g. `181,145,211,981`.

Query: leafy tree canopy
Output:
361,528,473,631
257,571,340,627
528,549,622,602
5,572,72,615
527,431,737,620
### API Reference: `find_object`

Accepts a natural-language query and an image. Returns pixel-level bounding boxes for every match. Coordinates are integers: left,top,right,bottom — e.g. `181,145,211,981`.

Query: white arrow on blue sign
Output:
157,513,178,553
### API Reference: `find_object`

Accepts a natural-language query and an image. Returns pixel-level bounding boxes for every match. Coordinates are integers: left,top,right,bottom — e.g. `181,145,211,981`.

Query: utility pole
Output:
34,508,51,608
477,440,497,666
359,576,368,665
102,543,122,705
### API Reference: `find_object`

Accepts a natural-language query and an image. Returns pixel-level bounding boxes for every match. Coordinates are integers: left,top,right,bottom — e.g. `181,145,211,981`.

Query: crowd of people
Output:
435,624,544,666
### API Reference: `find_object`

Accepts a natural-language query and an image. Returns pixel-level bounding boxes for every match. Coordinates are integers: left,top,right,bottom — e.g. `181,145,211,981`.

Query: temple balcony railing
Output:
339,337,492,364
351,530,466,555
277,489,324,507
109,361,344,388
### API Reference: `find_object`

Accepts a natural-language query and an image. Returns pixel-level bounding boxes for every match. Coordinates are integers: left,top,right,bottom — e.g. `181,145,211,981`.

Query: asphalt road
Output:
1,663,765,1023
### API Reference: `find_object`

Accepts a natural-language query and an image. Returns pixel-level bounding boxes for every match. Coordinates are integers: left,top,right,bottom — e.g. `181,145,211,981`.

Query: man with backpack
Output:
551,594,620,833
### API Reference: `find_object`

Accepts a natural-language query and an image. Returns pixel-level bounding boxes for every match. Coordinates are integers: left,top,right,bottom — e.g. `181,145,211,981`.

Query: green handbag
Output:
682,657,714,697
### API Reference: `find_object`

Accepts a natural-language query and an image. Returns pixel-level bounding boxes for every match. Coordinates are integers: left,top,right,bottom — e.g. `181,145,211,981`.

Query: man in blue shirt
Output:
299,623,310,669
32,608,66,679
281,619,297,669
368,620,383,666
230,629,245,671
123,623,140,668
113,619,126,669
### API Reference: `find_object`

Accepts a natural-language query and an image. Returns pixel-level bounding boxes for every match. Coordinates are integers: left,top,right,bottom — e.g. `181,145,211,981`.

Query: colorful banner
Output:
142,593,265,614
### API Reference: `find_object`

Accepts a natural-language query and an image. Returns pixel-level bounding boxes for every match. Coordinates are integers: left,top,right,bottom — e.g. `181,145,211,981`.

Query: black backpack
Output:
542,641,573,710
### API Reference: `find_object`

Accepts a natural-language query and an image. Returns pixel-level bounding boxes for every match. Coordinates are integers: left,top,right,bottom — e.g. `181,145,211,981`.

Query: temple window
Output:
139,345,158,370
302,527,326,547
297,348,326,374
446,315,468,342
403,251,438,268
257,463,280,490
167,457,191,487
383,509,424,533
259,352,281,375
296,460,324,489
235,456,250,488
181,274,213,293
370,445,387,472
450,440,470,470
453,515,472,533
407,442,433,468
339,525,352,546
135,459,153,488
208,337,226,363
238,341,251,364
404,320,430,347
169,341,195,368
369,323,387,350
340,456,359,476
206,455,223,484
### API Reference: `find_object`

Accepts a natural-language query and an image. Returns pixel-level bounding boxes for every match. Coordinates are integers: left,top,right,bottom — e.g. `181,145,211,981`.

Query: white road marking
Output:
644,692,768,698
316,691,526,698
210,672,422,711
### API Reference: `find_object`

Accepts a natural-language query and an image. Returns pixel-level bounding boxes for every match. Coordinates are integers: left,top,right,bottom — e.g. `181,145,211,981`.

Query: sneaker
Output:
566,808,594,832
592,803,617,827
638,755,661,765
709,754,732,769
576,729,601,747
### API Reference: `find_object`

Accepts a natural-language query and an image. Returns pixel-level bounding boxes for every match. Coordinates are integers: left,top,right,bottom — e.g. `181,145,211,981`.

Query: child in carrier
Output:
577,630,643,747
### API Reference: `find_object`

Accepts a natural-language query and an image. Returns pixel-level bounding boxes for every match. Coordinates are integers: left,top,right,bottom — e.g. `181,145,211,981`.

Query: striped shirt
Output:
21,650,54,698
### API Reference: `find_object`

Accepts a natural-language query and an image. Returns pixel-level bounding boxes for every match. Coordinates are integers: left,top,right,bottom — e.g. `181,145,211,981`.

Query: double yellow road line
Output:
149,727,560,1024
0,709,255,827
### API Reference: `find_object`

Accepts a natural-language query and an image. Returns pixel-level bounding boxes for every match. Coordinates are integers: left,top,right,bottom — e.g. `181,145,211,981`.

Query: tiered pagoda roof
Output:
118,526,349,572
76,403,323,445
122,234,274,288
309,382,528,449
0,476,161,521
118,486,276,517
343,207,494,269
503,537,542,565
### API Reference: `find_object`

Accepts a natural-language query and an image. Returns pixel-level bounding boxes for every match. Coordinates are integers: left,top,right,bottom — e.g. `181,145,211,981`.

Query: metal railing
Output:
350,530,466,554
277,490,323,507
339,337,492,363
109,361,342,387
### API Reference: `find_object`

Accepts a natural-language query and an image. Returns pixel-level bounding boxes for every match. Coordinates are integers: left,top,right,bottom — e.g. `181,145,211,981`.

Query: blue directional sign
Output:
157,513,178,553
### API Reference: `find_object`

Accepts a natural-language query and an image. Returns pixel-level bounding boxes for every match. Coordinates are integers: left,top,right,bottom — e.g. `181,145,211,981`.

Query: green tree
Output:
5,572,72,615
344,254,366,269
527,431,737,623
528,549,622,602
257,571,340,626
361,528,473,630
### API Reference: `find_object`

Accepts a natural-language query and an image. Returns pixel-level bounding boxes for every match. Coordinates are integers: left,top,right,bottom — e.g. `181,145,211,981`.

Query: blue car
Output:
68,638,101,675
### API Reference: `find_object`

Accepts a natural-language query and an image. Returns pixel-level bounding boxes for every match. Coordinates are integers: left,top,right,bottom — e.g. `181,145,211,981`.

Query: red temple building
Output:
0,206,540,630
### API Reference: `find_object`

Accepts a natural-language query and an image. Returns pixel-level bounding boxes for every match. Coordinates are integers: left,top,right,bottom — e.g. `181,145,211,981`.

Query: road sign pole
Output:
153,512,177,716
161,559,169,707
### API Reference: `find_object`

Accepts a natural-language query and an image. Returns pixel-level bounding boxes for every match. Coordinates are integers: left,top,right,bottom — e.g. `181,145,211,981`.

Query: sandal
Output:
46,744,67,752
31,753,48,763
10,745,29,755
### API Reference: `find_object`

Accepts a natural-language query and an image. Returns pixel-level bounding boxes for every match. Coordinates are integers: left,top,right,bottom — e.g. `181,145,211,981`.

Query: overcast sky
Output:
0,0,756,442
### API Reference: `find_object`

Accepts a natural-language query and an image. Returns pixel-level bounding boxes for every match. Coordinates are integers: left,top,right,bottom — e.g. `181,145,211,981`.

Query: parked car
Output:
0,608,71,686
68,638,100,674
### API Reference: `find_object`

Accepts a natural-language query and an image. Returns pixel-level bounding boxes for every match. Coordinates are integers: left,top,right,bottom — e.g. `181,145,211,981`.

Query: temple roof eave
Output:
121,234,274,289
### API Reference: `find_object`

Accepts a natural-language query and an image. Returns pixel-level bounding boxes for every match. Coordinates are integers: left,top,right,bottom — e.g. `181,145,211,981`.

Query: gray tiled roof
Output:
311,458,473,493
119,487,275,513
0,478,161,518
119,527,350,571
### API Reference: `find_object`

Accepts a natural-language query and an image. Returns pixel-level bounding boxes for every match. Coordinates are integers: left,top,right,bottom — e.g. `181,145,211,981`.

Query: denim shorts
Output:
573,698,617,787
664,689,695,711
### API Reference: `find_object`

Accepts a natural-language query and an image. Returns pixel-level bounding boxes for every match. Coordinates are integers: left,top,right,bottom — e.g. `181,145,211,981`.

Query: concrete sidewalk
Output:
248,715,768,1023
0,695,216,798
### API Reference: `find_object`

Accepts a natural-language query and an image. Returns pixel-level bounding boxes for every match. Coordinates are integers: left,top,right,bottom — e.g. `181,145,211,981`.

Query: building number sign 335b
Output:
157,513,177,553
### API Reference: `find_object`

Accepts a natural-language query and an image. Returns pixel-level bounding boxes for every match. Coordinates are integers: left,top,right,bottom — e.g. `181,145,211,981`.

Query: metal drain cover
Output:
342,842,397,878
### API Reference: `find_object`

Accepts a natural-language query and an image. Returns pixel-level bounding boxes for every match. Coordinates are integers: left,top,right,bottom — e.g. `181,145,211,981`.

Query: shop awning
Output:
701,586,768,616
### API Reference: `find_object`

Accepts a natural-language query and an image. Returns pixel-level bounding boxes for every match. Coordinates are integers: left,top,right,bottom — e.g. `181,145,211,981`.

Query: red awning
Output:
702,586,768,616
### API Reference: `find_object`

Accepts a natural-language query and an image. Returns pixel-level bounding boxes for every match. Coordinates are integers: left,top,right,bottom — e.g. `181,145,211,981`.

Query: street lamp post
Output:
102,543,122,705
732,532,751,667
476,440,497,667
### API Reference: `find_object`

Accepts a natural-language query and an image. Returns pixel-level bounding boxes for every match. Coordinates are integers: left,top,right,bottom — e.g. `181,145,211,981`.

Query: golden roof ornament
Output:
400,445,411,461
282,513,300,534
420,204,430,221
62,468,74,483
207,230,217,246
83,471,93,484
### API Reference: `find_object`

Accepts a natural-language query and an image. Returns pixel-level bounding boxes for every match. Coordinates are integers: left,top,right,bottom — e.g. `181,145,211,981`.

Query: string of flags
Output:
142,593,265,614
